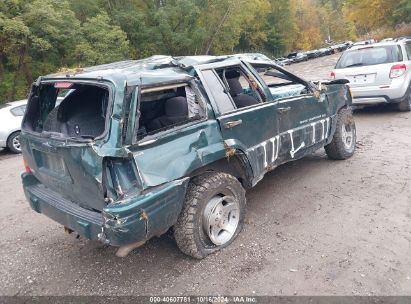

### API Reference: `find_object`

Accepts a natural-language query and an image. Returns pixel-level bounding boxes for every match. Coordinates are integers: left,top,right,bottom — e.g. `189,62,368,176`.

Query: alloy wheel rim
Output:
203,195,240,246
12,135,21,151
341,123,354,150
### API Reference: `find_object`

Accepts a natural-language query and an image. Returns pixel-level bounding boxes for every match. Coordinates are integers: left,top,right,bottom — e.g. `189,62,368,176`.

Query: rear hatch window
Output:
23,82,110,140
336,46,402,69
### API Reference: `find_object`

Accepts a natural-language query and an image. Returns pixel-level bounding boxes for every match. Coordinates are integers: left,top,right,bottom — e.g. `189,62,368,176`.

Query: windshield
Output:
252,65,308,100
336,46,401,69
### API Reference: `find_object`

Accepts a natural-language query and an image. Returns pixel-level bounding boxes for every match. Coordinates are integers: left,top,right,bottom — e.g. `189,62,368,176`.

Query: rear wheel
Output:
7,131,21,154
325,107,356,160
174,172,246,259
396,89,411,112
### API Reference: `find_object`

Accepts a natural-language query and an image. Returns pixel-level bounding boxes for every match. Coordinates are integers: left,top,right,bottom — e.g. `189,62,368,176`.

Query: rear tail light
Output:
389,64,406,78
103,158,142,202
330,71,336,79
23,159,31,173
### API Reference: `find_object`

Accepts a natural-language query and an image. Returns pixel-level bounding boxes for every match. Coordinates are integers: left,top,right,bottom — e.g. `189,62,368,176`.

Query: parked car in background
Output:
294,52,309,62
287,52,308,63
331,38,411,111
273,57,285,66
349,39,375,48
20,53,356,259
330,45,341,53
318,48,333,56
334,42,351,52
0,100,27,153
304,50,320,59
0,94,68,154
277,57,293,65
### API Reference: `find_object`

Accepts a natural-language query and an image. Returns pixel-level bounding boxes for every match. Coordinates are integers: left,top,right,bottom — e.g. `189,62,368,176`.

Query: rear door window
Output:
215,66,264,109
405,44,411,60
136,83,206,141
200,69,236,114
397,45,404,61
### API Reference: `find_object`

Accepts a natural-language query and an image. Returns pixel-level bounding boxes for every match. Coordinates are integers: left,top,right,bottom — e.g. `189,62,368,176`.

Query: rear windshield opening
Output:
336,45,403,69
23,83,109,140
136,83,205,141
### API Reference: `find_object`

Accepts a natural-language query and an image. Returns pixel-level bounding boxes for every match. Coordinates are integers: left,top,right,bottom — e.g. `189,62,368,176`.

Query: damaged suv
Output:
21,54,356,259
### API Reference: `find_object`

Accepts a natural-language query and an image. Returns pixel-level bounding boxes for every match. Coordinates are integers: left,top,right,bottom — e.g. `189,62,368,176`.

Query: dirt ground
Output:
0,54,410,296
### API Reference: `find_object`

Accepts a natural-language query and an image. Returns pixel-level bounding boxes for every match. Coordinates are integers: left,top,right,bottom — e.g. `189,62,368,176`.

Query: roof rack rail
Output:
394,36,411,42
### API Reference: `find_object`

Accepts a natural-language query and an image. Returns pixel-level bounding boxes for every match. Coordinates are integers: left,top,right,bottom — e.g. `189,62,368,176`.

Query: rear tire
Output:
396,90,411,112
325,107,356,160
7,131,21,154
174,172,246,259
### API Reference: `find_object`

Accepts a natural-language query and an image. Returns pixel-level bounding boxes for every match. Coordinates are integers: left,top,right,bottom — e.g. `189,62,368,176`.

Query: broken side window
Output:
200,69,236,114
216,66,264,110
136,83,206,141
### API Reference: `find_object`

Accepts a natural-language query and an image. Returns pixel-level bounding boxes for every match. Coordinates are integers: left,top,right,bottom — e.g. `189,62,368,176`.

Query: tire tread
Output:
325,107,356,160
174,172,245,259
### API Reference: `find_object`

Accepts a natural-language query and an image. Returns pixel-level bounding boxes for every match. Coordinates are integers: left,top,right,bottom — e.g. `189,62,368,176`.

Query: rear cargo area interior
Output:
23,84,109,139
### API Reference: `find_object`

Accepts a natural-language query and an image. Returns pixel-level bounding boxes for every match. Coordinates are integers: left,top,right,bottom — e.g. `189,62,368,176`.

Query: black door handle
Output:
224,119,243,129
277,107,291,114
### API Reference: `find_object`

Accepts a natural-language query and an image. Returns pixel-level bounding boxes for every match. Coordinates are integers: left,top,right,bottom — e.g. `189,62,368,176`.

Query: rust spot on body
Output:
140,210,149,237
224,143,236,159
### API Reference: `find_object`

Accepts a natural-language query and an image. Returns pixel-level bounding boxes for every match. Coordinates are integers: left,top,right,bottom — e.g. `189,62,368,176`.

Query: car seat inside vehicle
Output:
146,96,189,131
137,84,205,140
222,69,260,108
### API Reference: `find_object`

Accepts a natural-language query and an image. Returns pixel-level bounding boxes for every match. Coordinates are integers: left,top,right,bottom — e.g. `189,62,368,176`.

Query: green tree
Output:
74,12,130,66
263,0,297,56
392,0,411,24
1,0,411,104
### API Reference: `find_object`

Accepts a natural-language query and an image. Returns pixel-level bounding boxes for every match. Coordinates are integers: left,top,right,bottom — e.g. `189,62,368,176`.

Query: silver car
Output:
331,38,411,111
0,100,27,153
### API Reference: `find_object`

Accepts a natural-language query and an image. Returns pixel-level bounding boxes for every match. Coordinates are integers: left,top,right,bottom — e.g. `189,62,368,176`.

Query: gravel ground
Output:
0,54,410,296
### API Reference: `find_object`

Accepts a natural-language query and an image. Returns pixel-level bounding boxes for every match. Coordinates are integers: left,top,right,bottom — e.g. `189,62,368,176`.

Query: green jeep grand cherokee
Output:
20,54,356,258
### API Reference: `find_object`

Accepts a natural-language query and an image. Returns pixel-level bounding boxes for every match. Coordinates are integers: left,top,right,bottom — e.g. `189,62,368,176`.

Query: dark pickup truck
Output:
20,53,356,259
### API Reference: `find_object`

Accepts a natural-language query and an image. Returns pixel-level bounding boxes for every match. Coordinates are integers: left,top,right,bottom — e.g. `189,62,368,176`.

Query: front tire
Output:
325,107,356,160
174,172,246,259
7,131,22,154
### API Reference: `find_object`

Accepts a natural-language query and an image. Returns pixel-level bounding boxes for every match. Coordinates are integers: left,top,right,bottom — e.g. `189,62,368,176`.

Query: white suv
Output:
331,38,411,111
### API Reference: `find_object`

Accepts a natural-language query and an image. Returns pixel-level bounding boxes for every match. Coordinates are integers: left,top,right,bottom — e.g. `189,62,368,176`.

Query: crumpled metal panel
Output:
131,120,226,187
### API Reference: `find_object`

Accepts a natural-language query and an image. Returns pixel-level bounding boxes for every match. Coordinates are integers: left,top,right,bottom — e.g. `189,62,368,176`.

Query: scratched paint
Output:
247,116,331,173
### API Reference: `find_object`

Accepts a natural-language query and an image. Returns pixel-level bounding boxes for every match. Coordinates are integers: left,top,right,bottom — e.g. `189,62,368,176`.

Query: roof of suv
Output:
43,53,275,85
347,39,411,52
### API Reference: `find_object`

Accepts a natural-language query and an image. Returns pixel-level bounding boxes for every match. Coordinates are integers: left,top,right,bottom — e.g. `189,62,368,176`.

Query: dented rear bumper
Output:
22,172,189,246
